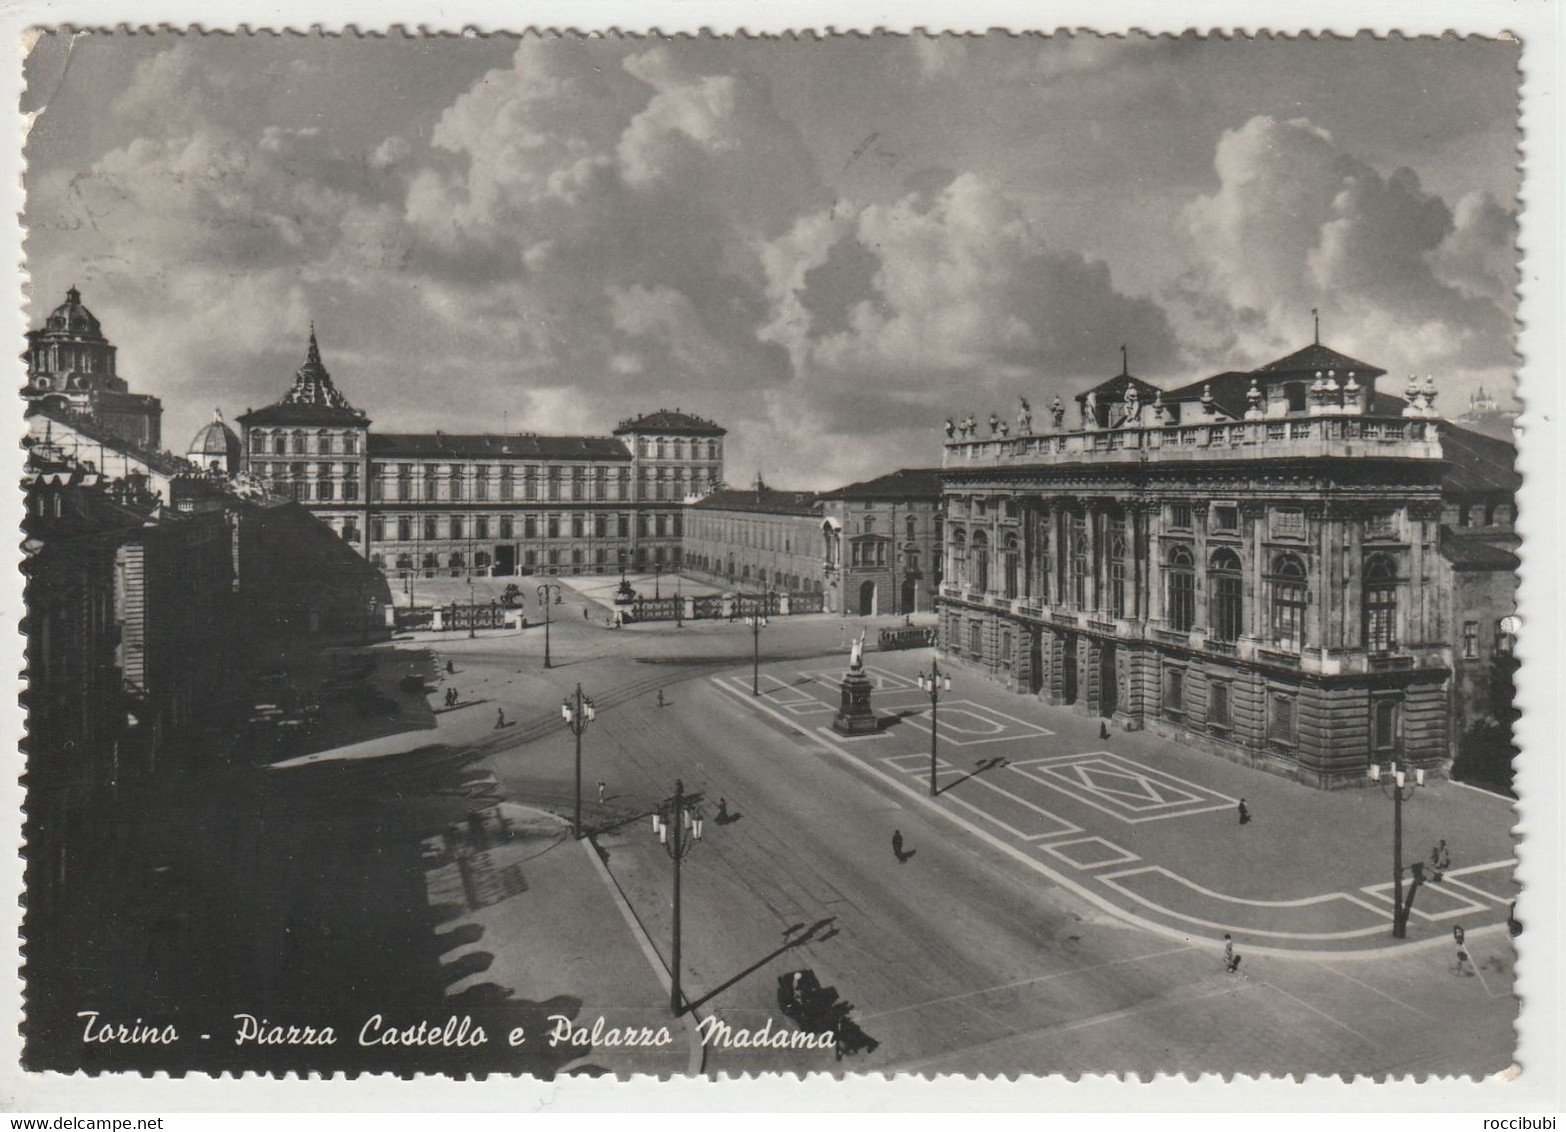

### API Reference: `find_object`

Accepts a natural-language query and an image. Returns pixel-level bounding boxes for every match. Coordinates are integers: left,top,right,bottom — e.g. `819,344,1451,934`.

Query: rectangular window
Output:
1462,620,1480,659
1271,508,1306,538
476,516,490,540
423,517,438,541
525,466,539,501
1366,511,1396,537
572,514,585,539
548,467,562,501
1163,668,1185,718
524,516,537,539
449,515,463,540
594,513,608,538
397,517,411,542
595,467,607,501
1208,681,1231,728
1213,505,1239,532
618,514,630,539
572,467,585,501
424,465,439,501
1168,502,1192,529
1372,697,1400,750
317,478,335,502
342,476,358,502
1269,692,1296,746
397,464,412,502
476,467,490,501
547,515,560,539
370,517,385,542
656,514,668,537
501,467,515,501
449,465,465,501
343,433,357,455
500,515,513,540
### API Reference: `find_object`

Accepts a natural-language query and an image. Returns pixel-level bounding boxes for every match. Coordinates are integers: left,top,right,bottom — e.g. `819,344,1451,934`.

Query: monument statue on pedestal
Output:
833,632,878,736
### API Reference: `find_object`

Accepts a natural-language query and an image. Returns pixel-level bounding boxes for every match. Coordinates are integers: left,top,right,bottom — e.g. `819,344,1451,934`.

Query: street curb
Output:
581,834,707,1076
712,676,1513,964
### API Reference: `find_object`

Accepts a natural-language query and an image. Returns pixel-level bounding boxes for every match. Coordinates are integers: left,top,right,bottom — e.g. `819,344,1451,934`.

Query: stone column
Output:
1146,498,1165,623
1304,502,1325,650
1241,501,1268,639
1084,500,1100,612
1192,501,1210,630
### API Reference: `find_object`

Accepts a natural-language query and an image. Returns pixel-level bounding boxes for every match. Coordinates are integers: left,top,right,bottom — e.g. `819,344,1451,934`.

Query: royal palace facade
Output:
234,330,725,578
939,342,1515,788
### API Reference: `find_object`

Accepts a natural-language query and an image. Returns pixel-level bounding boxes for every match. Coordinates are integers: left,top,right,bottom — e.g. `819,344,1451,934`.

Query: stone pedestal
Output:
832,667,879,735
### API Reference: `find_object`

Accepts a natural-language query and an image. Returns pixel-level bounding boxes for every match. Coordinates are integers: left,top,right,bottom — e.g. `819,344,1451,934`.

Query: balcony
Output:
1203,638,1238,657
1368,653,1416,671
1255,647,1302,668
943,415,1442,472
1153,627,1191,647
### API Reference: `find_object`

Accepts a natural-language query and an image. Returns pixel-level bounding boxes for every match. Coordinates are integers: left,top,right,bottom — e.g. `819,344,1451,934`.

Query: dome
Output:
187,409,242,475
43,286,103,339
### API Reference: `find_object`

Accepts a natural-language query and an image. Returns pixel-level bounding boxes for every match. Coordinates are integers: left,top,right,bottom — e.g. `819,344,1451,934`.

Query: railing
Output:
691,595,725,620
1255,647,1301,668
1368,654,1415,670
1087,618,1119,636
1153,627,1190,646
944,414,1441,469
393,606,436,631
444,602,506,631
1203,638,1239,656
790,591,826,614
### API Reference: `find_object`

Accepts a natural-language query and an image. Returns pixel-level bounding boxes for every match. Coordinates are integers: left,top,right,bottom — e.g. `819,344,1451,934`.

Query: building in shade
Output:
24,286,163,450
185,409,243,477
682,486,827,599
235,332,726,578
819,468,945,618
939,341,1517,789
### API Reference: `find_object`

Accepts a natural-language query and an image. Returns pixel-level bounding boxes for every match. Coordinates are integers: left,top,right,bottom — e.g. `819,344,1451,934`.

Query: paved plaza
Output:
713,653,1518,954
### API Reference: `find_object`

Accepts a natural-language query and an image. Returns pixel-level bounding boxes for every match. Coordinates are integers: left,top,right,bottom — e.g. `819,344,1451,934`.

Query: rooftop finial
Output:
306,321,321,367
67,284,81,304
1119,344,1128,376
1312,307,1320,345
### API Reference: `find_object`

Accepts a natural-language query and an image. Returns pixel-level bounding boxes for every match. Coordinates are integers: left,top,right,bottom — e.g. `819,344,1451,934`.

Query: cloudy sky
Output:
23,32,1519,488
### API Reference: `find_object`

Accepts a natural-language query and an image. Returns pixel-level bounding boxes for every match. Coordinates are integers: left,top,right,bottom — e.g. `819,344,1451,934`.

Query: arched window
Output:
1106,516,1128,617
950,527,967,588
1209,548,1244,642
1002,532,1020,600
1167,546,1196,632
1363,554,1398,654
970,530,989,593
1269,553,1308,649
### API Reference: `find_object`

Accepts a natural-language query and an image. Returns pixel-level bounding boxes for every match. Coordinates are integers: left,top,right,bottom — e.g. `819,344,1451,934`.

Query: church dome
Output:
187,409,242,475
44,286,103,339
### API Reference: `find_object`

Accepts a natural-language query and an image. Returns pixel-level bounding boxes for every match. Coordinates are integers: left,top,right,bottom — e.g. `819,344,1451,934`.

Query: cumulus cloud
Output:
1175,115,1515,382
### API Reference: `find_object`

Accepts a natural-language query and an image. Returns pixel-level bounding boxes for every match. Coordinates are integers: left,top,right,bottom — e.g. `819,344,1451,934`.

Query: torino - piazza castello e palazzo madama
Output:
938,341,1459,790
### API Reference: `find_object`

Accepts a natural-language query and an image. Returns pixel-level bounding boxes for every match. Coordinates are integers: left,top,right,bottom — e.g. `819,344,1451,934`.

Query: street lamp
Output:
537,581,562,669
561,683,597,839
650,778,705,1016
916,659,953,796
467,510,477,639
654,562,663,601
746,593,771,696
675,573,683,628
1369,758,1427,938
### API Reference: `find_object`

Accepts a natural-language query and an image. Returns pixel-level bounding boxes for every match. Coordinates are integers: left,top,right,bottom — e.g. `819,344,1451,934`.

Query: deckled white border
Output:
0,0,1558,1113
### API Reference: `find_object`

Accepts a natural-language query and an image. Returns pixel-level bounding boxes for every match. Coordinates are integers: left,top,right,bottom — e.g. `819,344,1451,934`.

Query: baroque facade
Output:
234,331,726,578
939,342,1503,789
24,287,163,450
820,469,944,617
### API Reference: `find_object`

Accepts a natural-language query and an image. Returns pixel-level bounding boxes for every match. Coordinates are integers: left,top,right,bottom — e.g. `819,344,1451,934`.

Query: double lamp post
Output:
1369,758,1427,939
916,658,952,797
561,683,597,839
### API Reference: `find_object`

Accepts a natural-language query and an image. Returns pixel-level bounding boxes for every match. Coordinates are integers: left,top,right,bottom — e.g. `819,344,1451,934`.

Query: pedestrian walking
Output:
1225,952,1242,975
717,796,729,823
1237,798,1250,825
583,607,589,620
446,659,455,675
1223,933,1234,969
892,829,905,863
1430,839,1451,872
495,707,506,730
657,689,666,709
1099,720,1110,740
597,780,606,805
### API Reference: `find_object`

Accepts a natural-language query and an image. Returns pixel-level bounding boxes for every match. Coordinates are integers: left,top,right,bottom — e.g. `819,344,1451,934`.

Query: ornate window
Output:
970,531,990,593
1163,666,1185,718
1069,513,1088,608
1372,696,1400,750
906,515,917,543
397,517,411,542
1209,548,1244,642
423,465,438,501
1106,516,1127,617
291,430,306,455
863,516,876,535
1168,502,1192,530
317,429,333,455
1363,554,1398,654
1003,533,1020,600
950,527,966,587
343,433,357,456
423,517,438,541
1167,546,1196,632
1208,680,1231,728
1269,691,1297,745
272,433,287,456
1269,553,1308,649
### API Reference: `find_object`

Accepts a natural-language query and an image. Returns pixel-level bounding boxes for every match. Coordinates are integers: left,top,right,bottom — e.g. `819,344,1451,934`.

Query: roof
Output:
368,433,632,461
1441,421,1520,496
188,411,241,458
819,467,946,502
1252,342,1386,380
29,285,104,341
238,403,369,427
1162,371,1254,417
25,401,194,477
614,409,726,436
1074,372,1165,405
690,488,821,516
1440,528,1520,572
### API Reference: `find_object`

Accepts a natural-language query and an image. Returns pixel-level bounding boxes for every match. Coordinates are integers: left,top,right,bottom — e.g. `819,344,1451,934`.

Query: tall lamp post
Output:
650,779,705,1016
654,562,663,600
467,510,477,638
1369,758,1427,938
746,593,772,696
675,573,684,628
561,684,597,839
537,581,561,669
916,659,952,796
